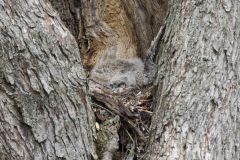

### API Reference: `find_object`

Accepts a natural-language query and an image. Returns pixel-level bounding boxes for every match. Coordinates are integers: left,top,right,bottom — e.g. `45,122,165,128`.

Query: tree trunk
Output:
2,0,239,160
0,0,96,159
146,1,240,159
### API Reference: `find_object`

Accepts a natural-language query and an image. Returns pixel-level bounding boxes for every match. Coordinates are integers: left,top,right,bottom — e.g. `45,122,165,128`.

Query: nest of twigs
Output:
91,84,155,159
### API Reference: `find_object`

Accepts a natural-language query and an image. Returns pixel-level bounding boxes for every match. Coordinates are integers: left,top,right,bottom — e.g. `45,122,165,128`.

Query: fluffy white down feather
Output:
90,57,147,91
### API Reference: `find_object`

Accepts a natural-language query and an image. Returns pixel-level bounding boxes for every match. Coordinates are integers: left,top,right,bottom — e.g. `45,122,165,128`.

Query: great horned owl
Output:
90,57,149,92
89,26,164,93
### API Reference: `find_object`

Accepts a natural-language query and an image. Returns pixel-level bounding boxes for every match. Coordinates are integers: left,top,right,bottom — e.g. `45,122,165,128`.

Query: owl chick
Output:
90,57,148,92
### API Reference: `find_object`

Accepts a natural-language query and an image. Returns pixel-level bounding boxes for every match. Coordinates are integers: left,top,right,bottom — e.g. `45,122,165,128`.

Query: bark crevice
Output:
49,0,168,159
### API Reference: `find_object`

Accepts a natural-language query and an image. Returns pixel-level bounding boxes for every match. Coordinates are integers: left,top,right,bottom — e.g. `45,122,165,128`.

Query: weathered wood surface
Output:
77,0,166,69
0,0,96,159
121,0,167,59
146,1,240,159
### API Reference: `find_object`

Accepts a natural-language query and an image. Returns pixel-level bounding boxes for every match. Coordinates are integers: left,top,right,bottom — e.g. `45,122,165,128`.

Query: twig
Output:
92,102,116,116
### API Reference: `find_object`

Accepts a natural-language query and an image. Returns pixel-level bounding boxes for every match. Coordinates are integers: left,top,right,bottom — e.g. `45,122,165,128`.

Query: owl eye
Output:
108,83,117,89
118,82,126,87
109,84,114,88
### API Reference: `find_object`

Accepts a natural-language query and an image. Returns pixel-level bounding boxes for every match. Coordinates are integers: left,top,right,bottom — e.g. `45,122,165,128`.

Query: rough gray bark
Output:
147,0,240,159
0,0,96,159
48,0,80,38
3,0,237,159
